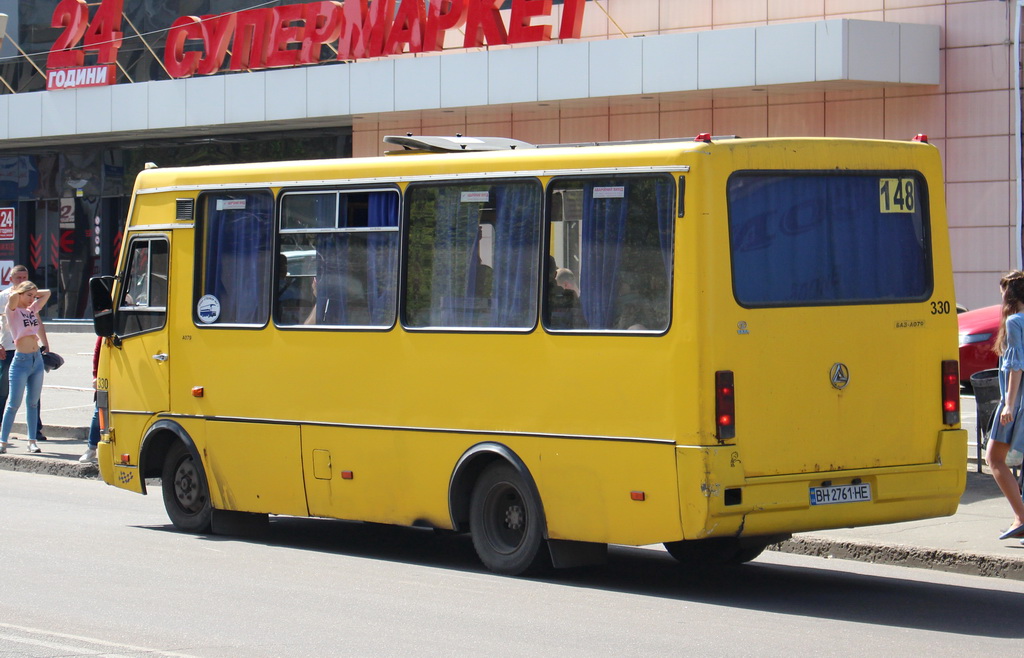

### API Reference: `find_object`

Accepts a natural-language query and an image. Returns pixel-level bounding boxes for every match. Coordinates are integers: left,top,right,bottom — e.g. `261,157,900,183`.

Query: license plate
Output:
809,483,872,506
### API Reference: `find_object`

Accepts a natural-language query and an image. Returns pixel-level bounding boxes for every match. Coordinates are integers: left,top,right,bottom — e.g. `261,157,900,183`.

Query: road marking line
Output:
0,631,96,654
37,403,94,411
0,623,199,657
42,385,94,392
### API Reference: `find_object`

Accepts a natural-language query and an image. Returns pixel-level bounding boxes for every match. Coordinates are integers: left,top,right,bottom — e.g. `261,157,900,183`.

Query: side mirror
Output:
90,276,116,337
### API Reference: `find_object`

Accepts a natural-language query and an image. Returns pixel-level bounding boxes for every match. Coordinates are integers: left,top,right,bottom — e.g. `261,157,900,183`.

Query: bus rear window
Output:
727,172,931,307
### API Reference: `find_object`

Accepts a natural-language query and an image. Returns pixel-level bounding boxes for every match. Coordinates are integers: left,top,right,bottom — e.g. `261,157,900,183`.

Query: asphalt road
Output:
2,471,1023,657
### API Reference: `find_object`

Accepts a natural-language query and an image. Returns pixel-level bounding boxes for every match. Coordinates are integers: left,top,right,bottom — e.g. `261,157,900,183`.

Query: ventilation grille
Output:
175,198,194,221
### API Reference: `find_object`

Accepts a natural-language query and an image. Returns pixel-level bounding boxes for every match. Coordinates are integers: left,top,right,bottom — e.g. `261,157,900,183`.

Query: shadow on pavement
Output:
134,514,1024,640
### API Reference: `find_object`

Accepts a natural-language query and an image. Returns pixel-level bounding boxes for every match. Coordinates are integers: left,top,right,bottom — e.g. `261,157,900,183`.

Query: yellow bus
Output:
90,134,966,575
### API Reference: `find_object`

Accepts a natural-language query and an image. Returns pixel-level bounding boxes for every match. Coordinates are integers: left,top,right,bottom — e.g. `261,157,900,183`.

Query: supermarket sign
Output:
46,0,588,88
46,64,115,90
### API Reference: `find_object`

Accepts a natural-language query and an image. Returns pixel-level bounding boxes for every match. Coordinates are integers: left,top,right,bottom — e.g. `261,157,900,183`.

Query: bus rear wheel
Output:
730,544,769,565
664,537,743,566
664,537,772,566
469,463,548,576
161,442,212,533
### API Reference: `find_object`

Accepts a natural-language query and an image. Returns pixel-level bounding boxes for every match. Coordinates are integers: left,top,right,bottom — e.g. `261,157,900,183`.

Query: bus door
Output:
107,234,171,465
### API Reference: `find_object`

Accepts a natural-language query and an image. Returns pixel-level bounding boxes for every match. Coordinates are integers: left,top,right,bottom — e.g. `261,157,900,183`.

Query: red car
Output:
958,304,1000,385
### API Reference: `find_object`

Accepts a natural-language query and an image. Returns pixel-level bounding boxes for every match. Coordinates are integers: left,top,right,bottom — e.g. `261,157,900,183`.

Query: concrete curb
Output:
45,321,96,334
770,536,1024,581
15,423,88,441
0,453,98,479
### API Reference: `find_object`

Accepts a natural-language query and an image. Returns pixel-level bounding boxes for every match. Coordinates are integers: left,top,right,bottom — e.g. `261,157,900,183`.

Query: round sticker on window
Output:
197,295,221,324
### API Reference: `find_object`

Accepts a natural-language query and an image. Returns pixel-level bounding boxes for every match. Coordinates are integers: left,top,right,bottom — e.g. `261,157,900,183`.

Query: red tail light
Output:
942,360,960,425
715,370,736,440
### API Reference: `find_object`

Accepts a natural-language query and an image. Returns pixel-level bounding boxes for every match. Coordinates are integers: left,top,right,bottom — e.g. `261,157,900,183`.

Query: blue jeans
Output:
0,348,42,435
0,350,44,443
88,405,100,448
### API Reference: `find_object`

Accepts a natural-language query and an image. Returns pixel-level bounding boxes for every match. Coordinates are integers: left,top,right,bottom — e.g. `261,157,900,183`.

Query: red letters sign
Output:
0,208,13,241
164,0,586,78
47,0,587,84
46,0,122,90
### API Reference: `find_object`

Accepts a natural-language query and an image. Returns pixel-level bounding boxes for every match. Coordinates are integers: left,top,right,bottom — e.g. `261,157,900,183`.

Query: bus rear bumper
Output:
98,434,145,495
678,429,968,539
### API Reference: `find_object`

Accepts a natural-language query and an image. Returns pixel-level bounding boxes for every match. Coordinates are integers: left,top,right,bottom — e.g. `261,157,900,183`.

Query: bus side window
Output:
198,191,274,326
276,189,399,328
115,237,168,337
545,175,675,333
403,179,542,330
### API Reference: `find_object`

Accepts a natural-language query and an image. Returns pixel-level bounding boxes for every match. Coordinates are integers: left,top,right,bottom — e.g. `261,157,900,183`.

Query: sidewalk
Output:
2,331,1022,580
0,324,96,438
773,470,1024,580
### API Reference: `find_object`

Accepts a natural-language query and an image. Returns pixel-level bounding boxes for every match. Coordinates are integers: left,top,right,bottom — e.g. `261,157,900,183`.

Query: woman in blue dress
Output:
988,271,1024,540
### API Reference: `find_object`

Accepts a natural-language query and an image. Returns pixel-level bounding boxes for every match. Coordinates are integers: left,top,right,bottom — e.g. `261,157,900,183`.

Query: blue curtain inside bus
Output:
418,182,540,328
315,234,350,324
728,174,929,306
365,192,399,326
548,176,674,332
579,183,628,329
655,181,674,280
429,186,482,325
314,191,398,326
490,185,540,327
204,193,273,324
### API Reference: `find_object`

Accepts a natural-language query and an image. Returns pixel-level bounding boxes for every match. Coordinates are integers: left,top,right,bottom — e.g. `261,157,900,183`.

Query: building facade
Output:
0,0,1016,317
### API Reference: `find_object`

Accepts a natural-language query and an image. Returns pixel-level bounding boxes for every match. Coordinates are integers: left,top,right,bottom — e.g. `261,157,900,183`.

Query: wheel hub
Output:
505,504,524,530
176,463,198,507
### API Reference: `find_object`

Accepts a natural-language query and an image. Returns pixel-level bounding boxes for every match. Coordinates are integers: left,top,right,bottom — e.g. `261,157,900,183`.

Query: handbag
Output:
1008,448,1024,468
41,350,64,372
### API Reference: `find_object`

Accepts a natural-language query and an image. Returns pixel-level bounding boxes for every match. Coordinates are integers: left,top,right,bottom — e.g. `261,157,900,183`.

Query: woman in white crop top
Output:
0,281,50,454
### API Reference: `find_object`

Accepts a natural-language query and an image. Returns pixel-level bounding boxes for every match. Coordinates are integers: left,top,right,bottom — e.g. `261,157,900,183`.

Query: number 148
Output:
879,178,916,214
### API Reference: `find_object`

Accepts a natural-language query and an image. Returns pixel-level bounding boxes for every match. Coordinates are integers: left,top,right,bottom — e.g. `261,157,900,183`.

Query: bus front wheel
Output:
161,442,212,534
469,462,548,576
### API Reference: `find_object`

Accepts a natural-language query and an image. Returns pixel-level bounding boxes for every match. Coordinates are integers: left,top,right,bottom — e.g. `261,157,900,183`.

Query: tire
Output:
665,537,775,567
161,442,212,533
729,544,768,565
663,537,740,566
469,462,548,576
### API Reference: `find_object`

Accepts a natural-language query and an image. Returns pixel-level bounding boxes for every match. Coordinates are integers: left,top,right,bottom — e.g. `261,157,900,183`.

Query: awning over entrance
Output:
0,18,938,150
